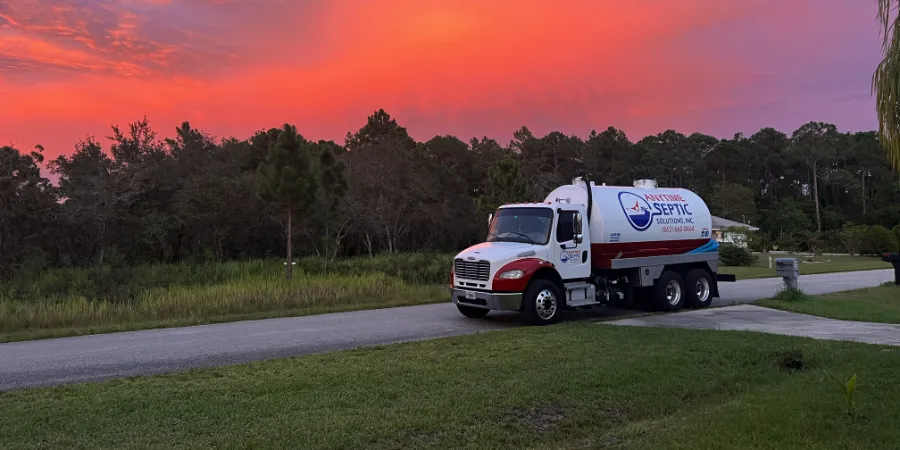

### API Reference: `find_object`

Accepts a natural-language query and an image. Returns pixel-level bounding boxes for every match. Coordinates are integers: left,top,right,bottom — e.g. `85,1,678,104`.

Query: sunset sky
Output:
0,0,885,162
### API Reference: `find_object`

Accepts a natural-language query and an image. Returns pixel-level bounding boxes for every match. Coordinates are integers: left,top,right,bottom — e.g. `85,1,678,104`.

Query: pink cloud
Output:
0,0,886,164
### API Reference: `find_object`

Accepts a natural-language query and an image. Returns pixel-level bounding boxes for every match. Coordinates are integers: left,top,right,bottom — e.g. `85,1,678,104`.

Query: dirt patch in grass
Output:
506,403,568,434
595,405,629,425
395,430,440,448
772,348,809,373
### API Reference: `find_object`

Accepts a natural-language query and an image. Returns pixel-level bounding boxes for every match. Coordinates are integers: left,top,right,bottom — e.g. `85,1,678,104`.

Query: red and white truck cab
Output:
450,178,726,325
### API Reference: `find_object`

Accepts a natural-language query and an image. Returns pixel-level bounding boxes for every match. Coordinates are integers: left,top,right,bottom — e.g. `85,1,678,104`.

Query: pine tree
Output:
314,141,348,270
255,124,318,280
475,156,529,218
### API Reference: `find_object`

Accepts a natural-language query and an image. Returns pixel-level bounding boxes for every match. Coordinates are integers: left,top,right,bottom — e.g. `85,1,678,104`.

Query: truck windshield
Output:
487,207,553,245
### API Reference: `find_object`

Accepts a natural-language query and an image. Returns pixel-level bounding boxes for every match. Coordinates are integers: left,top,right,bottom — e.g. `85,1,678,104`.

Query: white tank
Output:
544,178,713,248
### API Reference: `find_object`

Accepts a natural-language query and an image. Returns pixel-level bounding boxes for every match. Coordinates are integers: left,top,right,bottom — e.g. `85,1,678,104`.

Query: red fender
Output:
492,258,555,292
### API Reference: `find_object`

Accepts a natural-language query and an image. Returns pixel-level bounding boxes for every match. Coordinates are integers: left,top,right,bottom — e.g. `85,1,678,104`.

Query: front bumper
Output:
451,287,522,311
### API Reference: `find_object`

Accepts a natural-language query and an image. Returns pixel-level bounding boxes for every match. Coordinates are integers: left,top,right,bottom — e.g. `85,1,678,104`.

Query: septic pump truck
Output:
450,177,728,325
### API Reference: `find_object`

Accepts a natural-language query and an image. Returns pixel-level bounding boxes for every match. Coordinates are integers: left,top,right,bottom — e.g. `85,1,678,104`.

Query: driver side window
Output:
556,211,575,243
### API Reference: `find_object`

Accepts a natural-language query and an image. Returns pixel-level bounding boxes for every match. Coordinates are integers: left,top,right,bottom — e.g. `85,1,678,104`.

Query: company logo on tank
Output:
617,191,695,232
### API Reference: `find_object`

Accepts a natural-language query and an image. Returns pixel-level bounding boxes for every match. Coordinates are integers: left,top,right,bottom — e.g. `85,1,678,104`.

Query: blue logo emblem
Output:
618,191,654,231
560,251,569,263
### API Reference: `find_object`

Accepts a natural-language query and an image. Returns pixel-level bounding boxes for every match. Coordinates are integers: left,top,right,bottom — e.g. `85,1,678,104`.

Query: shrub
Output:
841,225,867,255
772,287,812,302
748,232,772,253
860,225,898,256
774,232,797,252
805,235,826,256
719,244,756,266
893,224,900,252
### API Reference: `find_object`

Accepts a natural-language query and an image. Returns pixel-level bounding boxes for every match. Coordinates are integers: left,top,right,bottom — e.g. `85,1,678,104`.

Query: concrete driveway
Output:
607,304,900,347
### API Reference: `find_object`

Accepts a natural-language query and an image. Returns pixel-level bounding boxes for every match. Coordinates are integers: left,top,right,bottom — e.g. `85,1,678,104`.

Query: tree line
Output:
2,109,899,276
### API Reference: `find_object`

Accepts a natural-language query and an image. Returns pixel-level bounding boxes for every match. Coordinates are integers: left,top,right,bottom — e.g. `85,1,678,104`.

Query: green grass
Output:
2,324,898,449
758,284,900,324
0,254,452,343
720,253,890,279
0,253,452,303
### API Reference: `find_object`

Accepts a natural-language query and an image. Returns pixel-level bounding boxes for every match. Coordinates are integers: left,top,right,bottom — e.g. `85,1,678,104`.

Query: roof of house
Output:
711,215,760,231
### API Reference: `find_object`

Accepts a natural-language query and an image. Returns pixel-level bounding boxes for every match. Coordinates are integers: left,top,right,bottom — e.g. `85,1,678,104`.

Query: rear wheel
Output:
684,269,713,308
653,270,685,311
522,279,563,326
457,304,490,318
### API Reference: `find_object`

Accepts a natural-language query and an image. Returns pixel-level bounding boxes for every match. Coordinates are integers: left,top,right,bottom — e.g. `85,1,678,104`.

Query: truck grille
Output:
454,259,491,281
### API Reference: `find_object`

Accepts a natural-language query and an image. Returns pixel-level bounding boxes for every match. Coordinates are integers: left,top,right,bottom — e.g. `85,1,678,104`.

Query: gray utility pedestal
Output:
883,253,900,286
775,258,800,290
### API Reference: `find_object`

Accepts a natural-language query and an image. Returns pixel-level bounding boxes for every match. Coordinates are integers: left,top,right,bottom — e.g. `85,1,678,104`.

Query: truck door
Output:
554,206,591,280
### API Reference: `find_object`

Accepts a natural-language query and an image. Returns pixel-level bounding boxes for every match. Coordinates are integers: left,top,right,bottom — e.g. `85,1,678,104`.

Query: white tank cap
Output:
633,179,658,189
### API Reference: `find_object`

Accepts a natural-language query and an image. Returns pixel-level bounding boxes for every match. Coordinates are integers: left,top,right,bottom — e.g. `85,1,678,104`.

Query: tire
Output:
522,279,563,326
653,270,686,312
457,304,490,318
684,269,714,309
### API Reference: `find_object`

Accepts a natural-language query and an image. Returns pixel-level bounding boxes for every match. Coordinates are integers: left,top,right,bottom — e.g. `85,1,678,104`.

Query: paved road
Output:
608,304,900,346
0,269,892,391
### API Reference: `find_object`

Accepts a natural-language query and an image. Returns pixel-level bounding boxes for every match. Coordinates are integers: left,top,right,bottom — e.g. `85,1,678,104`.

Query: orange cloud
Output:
0,0,885,163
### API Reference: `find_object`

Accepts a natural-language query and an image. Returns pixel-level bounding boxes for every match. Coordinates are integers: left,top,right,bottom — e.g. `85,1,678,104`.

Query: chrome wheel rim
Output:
665,280,682,306
695,278,710,303
535,289,557,320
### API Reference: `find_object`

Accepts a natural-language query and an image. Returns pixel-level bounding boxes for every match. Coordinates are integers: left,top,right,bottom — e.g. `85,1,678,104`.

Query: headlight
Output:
498,269,524,279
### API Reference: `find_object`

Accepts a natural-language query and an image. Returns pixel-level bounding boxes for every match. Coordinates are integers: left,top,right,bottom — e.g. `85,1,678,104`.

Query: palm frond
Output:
872,0,900,171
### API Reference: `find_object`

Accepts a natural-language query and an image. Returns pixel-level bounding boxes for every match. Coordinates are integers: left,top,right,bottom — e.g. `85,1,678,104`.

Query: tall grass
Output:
296,252,453,285
0,253,454,341
0,274,445,336
0,253,453,304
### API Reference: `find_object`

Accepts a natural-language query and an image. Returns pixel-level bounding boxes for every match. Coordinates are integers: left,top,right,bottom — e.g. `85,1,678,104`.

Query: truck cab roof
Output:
498,202,551,208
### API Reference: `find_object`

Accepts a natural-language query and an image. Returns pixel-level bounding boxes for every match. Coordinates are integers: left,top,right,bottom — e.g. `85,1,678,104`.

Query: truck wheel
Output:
684,269,713,308
456,305,490,318
522,279,563,326
654,270,685,312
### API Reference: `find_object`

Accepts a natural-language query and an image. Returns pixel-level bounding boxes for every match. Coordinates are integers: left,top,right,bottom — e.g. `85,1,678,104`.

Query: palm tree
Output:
873,0,900,171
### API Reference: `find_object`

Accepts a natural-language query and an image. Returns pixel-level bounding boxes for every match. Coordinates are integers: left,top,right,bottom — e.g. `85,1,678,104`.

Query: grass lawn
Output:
758,284,900,324
720,253,890,280
2,324,898,449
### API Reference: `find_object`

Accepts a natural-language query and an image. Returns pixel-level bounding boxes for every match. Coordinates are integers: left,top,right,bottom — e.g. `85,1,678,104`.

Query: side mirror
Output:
574,233,583,245
487,213,493,227
573,212,582,233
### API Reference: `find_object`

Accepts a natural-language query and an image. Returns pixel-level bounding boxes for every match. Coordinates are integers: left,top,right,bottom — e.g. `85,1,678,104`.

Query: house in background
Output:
711,216,759,248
